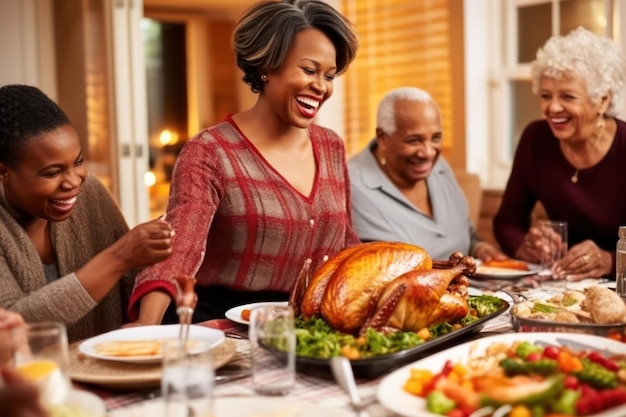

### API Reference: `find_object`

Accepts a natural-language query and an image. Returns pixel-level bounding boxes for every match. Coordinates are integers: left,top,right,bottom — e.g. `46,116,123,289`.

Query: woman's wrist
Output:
137,291,172,325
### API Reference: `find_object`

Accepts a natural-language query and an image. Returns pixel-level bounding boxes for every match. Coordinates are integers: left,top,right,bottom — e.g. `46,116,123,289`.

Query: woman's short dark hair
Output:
232,0,359,93
0,84,70,166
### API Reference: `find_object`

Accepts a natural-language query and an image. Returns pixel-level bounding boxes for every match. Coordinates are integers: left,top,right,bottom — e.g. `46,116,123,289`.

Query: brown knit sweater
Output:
0,175,133,342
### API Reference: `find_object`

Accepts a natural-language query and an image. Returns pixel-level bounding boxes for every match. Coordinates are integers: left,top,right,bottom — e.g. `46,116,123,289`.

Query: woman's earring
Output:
597,111,605,132
261,74,268,82
380,156,386,166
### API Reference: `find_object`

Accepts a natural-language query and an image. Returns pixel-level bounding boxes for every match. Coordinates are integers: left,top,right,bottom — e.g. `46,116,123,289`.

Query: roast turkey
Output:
291,242,475,334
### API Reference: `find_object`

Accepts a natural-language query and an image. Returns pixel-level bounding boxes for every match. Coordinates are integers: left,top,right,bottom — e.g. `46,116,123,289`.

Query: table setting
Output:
74,281,625,417
56,241,626,417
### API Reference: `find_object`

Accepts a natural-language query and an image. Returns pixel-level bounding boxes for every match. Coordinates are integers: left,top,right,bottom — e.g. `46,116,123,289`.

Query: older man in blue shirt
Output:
348,87,504,262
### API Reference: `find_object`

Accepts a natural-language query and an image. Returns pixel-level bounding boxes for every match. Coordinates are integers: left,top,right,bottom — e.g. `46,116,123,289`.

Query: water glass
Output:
248,304,296,396
538,220,568,279
161,340,214,417
13,322,71,407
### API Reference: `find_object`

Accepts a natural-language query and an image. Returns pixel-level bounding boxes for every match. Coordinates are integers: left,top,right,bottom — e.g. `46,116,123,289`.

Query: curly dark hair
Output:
232,0,359,93
0,84,70,167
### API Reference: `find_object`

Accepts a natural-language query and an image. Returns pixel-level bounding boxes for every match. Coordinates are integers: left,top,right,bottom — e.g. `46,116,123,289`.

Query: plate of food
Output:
69,338,236,388
377,332,626,417
78,324,225,364
474,259,540,279
225,301,289,325
510,285,626,340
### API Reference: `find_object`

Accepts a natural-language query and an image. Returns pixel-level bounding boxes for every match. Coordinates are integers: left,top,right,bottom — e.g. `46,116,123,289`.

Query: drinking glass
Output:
13,322,71,407
161,340,214,417
248,304,296,396
538,220,568,279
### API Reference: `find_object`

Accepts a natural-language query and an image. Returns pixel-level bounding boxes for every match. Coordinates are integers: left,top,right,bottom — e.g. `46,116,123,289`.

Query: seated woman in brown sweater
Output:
0,84,173,341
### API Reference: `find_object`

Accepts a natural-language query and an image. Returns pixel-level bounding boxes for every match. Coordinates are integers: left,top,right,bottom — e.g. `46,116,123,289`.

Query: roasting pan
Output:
266,295,510,379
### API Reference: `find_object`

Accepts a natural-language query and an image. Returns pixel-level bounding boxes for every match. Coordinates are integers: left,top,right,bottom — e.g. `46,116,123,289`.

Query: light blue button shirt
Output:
348,140,479,260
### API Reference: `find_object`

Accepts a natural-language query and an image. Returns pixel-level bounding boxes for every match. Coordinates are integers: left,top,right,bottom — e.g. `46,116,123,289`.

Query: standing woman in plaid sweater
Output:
128,0,360,324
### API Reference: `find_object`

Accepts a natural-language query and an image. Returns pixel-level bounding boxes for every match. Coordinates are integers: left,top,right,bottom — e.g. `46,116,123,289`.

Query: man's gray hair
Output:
376,87,438,135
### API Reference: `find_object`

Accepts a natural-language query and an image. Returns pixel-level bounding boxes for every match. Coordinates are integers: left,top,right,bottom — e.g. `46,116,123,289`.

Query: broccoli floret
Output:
426,390,456,414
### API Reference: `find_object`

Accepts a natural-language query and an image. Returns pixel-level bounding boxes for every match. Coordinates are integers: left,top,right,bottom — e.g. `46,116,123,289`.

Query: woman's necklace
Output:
567,119,605,184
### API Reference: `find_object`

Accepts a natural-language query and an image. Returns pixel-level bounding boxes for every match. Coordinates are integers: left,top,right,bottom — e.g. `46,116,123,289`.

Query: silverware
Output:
177,306,193,346
330,356,371,417
224,332,247,340
214,369,251,384
555,337,617,357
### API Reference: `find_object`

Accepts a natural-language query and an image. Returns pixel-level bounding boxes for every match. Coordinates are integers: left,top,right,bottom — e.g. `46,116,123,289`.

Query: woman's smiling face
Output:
539,73,607,143
263,28,337,128
1,124,86,223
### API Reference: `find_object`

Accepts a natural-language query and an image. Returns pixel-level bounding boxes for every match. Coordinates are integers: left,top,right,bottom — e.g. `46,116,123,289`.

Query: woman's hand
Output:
513,226,545,262
0,367,48,417
112,217,174,270
552,240,612,281
76,217,174,303
0,309,25,367
0,309,25,331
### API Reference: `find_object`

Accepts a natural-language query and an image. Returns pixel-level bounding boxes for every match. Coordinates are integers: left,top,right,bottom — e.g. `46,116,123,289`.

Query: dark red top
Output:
494,118,626,276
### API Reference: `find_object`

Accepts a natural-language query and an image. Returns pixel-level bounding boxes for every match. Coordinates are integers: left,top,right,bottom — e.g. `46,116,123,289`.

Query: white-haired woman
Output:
349,87,505,261
494,27,626,281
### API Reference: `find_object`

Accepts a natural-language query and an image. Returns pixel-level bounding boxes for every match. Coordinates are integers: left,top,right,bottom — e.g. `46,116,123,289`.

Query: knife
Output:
555,337,618,357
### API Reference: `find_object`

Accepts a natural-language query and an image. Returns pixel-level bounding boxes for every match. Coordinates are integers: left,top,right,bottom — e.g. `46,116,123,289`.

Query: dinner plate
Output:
108,395,353,417
69,337,237,388
224,301,289,325
47,390,106,417
377,332,626,417
565,278,617,291
78,324,224,364
474,262,540,279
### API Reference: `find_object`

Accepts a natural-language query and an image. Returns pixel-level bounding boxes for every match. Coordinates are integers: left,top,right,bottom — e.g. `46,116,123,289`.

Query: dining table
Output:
77,277,616,417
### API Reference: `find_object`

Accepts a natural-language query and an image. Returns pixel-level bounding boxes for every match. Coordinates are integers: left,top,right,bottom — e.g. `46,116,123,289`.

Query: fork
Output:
177,306,193,347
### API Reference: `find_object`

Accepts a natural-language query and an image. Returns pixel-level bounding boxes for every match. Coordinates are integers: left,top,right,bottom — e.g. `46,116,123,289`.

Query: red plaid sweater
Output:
128,117,359,318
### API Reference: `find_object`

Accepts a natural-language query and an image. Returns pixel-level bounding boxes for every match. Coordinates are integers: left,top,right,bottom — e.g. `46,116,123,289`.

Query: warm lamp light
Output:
159,129,178,146
144,171,157,187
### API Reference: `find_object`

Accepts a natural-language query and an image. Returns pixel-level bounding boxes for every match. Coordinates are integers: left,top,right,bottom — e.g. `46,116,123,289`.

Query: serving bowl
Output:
509,285,626,341
511,313,626,338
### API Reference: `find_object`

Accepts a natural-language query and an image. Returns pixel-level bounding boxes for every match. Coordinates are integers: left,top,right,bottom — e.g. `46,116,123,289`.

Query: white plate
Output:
566,278,617,292
377,332,626,417
47,390,106,417
109,395,353,417
474,262,540,279
78,324,224,364
224,301,289,325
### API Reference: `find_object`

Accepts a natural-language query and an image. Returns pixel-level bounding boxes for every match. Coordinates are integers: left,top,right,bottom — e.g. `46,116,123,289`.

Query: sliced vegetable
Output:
552,388,580,415
499,358,558,377
426,390,456,415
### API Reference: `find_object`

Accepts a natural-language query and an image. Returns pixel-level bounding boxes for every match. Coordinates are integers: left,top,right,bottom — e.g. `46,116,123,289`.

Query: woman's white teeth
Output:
52,197,77,205
296,97,319,108
552,117,568,123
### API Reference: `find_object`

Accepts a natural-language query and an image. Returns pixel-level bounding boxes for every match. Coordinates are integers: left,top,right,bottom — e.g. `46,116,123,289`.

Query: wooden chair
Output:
453,169,482,228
